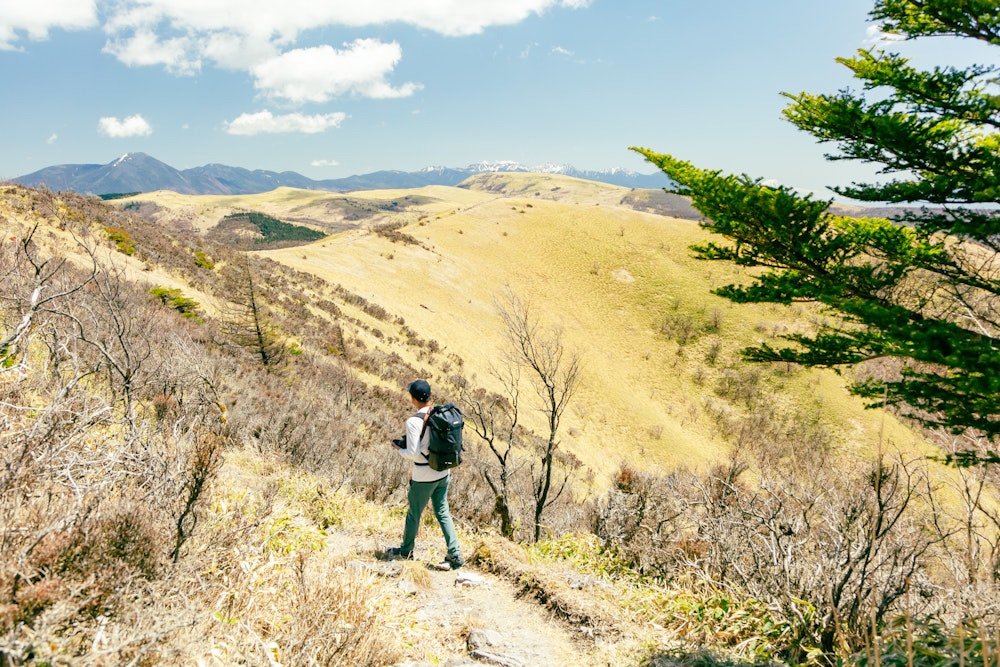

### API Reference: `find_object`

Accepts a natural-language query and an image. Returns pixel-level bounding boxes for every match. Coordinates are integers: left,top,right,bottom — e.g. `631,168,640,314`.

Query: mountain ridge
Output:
11,152,670,196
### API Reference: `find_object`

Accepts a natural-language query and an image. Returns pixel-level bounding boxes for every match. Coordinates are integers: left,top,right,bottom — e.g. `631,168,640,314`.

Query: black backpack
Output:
418,403,464,471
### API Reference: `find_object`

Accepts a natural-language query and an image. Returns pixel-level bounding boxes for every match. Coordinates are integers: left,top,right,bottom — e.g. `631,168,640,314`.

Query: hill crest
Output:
11,152,670,196
120,174,928,482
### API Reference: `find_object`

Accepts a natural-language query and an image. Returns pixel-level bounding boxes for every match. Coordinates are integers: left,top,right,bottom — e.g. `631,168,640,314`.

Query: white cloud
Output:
47,133,58,145
102,1,591,44
98,114,154,138
102,29,200,75
5,0,588,110
92,1,590,102
224,110,347,135
253,39,421,104
201,31,279,71
760,178,821,198
311,159,340,167
552,46,573,57
0,0,97,50
864,24,905,46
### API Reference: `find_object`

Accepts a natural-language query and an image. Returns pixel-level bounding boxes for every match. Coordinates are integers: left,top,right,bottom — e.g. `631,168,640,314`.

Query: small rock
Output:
470,650,524,667
566,573,608,590
455,571,486,587
397,579,418,595
467,628,503,651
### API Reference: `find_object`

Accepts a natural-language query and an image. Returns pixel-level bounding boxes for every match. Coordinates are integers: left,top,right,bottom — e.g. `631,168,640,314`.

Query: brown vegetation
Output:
2,183,999,666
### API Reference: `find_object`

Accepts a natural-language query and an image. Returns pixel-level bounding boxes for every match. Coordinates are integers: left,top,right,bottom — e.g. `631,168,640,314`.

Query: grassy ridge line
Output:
261,178,925,480
264,194,721,477
123,174,929,481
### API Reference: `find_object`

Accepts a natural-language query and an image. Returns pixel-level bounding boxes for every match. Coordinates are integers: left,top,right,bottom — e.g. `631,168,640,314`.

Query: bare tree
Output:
0,221,97,372
55,259,158,432
495,289,581,542
220,256,285,368
457,364,524,539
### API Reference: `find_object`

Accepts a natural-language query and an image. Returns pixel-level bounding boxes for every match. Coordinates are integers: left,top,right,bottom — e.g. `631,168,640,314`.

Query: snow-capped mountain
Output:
13,153,669,196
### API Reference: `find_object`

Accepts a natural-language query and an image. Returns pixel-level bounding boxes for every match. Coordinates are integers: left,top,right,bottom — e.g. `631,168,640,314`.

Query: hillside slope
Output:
5,181,995,667
127,173,930,482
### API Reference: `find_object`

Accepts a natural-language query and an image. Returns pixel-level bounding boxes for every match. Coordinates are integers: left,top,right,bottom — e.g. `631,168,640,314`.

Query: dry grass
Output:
274,180,923,482
121,175,933,490
471,534,629,641
3,181,994,667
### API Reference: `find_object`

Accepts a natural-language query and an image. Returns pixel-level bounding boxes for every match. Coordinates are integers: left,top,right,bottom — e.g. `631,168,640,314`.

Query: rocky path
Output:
325,531,589,667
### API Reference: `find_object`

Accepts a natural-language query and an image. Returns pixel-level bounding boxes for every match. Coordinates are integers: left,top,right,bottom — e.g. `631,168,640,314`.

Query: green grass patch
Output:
262,512,326,555
193,251,215,269
104,226,135,255
150,286,202,321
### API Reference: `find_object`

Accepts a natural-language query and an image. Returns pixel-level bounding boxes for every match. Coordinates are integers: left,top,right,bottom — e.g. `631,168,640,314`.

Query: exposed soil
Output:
323,528,590,666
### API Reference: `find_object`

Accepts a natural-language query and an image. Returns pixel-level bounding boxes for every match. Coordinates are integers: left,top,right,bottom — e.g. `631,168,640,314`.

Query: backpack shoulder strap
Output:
418,406,433,439
413,407,433,466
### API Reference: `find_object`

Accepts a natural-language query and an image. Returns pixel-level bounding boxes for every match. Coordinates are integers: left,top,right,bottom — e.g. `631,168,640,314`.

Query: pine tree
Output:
633,0,1000,454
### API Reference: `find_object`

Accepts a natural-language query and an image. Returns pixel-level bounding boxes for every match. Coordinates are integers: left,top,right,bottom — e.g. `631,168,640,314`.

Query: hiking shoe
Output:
436,553,464,570
385,547,413,560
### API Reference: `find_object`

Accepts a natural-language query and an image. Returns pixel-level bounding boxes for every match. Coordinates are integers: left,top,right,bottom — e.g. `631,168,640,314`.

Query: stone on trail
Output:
455,571,486,587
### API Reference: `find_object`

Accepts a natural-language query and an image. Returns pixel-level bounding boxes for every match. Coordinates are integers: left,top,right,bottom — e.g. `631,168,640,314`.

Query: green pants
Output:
401,475,460,557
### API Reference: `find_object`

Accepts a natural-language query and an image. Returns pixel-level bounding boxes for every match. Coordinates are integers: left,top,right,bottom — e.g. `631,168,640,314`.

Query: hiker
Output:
385,379,464,570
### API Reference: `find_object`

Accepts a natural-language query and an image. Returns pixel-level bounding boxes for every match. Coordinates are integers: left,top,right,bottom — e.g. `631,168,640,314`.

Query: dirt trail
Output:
323,530,589,666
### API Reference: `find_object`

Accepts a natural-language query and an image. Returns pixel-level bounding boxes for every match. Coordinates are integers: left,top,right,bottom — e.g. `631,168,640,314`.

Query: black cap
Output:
407,379,431,402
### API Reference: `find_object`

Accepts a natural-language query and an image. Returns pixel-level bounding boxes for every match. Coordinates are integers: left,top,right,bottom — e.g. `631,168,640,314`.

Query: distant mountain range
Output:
11,152,671,196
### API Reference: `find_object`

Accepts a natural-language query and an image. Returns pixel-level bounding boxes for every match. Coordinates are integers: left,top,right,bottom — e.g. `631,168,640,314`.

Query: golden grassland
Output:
125,174,929,484
5,180,993,666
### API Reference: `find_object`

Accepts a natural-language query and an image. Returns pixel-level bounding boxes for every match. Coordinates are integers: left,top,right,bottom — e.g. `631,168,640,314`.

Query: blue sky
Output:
0,1,984,196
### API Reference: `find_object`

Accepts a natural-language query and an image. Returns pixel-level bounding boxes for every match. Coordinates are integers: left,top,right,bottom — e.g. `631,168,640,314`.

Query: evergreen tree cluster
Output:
223,211,325,246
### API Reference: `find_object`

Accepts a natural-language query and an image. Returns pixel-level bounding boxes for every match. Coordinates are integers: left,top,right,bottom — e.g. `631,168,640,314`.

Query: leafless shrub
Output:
0,201,227,658
714,367,765,407
698,455,938,659
706,306,725,331
704,340,722,366
594,464,696,577
597,449,947,663
660,312,701,345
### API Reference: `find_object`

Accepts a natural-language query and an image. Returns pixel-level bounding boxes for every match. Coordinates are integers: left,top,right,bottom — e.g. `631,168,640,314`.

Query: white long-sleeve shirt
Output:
397,406,450,483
